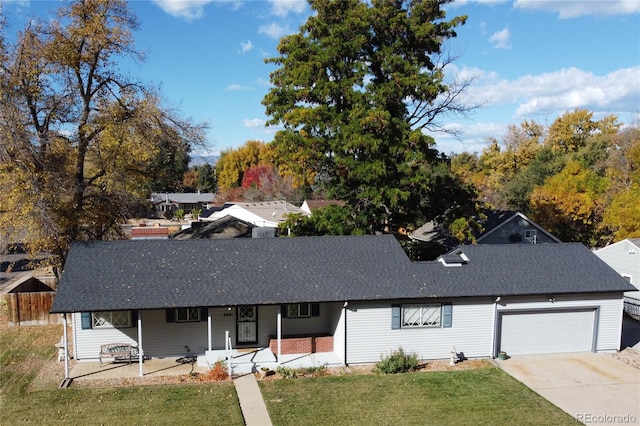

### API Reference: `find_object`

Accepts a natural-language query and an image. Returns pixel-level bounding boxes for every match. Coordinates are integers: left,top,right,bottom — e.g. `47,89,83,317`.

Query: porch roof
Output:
51,235,634,313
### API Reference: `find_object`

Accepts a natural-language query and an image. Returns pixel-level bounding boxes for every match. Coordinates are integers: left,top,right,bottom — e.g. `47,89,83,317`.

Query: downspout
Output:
207,309,212,352
277,310,282,364
62,313,69,379
343,302,348,366
138,314,143,377
491,297,500,358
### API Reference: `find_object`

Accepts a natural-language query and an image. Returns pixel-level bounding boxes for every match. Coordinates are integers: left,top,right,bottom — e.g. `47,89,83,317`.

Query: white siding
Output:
496,293,624,353
595,240,640,299
73,312,139,361
280,304,333,336
345,298,495,364
141,310,208,357
332,303,346,364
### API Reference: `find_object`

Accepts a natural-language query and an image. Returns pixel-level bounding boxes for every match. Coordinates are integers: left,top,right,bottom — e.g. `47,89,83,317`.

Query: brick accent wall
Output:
269,336,334,355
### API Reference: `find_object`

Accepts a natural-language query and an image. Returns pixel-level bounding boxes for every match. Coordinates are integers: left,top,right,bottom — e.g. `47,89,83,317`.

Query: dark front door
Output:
237,305,257,345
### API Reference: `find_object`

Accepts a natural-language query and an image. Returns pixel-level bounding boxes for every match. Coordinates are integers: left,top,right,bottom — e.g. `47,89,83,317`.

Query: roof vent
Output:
438,251,469,267
252,227,277,238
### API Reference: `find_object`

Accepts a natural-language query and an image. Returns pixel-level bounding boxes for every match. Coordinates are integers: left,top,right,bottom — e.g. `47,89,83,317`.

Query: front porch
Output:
202,347,343,375
68,349,344,381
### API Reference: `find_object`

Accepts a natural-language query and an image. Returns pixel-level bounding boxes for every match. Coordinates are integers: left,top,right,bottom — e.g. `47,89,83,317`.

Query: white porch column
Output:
138,314,144,377
277,311,282,364
62,313,69,379
207,309,212,351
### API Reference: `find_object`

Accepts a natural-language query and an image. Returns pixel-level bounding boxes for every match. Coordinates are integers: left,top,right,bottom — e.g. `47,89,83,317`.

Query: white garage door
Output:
499,309,595,355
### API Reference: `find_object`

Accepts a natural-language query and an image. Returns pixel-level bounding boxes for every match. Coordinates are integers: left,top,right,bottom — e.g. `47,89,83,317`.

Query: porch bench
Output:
99,343,138,365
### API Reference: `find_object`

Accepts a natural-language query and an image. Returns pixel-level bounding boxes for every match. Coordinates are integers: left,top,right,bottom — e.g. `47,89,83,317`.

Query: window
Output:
92,311,131,328
525,229,537,243
176,307,201,322
165,307,207,323
402,304,441,327
287,303,310,318
392,303,452,329
283,303,320,318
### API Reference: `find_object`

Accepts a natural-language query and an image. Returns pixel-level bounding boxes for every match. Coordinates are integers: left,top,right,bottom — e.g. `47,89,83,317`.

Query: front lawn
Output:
259,367,576,426
0,300,243,425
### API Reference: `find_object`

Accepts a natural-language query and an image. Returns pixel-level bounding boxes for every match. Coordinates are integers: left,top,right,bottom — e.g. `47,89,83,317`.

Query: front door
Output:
237,305,257,345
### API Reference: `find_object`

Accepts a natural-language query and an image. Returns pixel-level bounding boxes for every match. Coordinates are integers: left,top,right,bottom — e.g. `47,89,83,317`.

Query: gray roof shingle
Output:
50,235,634,313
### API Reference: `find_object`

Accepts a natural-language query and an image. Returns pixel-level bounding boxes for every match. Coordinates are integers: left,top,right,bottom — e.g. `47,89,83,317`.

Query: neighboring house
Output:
170,216,256,240
410,211,561,257
200,200,307,228
594,239,640,318
51,235,632,372
475,211,561,245
150,192,217,216
300,199,345,215
130,226,169,240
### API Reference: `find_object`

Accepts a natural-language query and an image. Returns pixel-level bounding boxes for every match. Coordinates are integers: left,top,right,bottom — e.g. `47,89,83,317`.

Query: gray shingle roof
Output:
50,235,634,313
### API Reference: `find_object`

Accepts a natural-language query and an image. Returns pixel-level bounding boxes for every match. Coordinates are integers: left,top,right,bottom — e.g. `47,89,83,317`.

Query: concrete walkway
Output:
497,353,640,425
234,373,273,426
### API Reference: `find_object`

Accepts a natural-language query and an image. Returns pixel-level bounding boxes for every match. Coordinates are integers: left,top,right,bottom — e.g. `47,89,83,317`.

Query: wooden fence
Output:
4,275,62,326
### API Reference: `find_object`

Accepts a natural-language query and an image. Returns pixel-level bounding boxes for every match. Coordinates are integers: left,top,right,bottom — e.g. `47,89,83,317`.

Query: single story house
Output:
200,201,307,228
594,238,640,319
150,192,217,216
51,235,633,376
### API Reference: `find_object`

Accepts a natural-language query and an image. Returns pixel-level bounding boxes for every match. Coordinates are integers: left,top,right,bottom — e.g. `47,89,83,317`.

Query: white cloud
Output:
489,27,511,49
269,0,306,17
430,122,507,155
458,65,640,120
151,0,216,20
239,40,253,54
258,22,291,39
244,118,266,129
513,67,640,117
514,0,640,18
225,84,253,91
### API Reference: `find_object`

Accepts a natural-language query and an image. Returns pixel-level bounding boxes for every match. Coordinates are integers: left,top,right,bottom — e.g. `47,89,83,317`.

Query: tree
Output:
215,140,273,189
545,109,619,154
600,127,640,241
263,0,475,234
0,0,206,268
530,161,608,245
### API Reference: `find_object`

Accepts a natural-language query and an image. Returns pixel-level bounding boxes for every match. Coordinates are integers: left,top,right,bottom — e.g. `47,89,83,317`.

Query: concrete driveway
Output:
496,353,639,425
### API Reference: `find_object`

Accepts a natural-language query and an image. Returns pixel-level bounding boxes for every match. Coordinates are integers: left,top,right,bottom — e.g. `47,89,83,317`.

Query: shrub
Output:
374,348,420,374
276,366,297,379
200,361,229,381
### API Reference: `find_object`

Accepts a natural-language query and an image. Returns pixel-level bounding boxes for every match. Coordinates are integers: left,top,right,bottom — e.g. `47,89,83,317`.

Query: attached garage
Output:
498,309,597,355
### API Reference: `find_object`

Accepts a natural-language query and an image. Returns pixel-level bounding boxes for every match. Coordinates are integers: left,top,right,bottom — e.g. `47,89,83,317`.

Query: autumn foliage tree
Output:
450,109,638,246
0,0,206,268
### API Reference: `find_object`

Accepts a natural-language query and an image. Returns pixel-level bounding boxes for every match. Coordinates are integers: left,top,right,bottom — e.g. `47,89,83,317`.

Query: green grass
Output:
0,299,575,425
0,301,243,425
260,368,577,426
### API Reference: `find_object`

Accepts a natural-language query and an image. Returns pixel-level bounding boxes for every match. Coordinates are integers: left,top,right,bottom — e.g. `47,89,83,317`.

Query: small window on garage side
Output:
524,229,537,243
93,311,132,328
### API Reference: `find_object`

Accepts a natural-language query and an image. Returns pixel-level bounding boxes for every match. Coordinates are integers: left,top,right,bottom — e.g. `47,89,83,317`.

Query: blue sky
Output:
2,0,639,156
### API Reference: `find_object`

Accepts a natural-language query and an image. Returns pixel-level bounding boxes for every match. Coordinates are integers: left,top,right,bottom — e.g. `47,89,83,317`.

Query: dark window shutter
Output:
442,303,453,328
311,303,320,317
81,312,92,329
131,310,138,326
200,307,208,321
391,305,401,329
165,309,175,323
280,304,288,318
